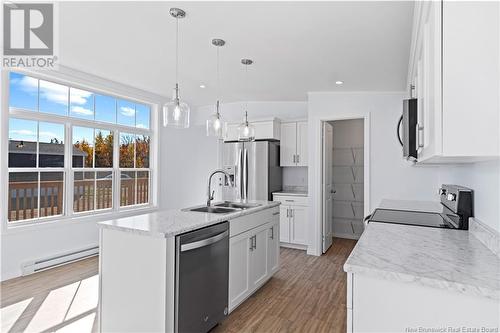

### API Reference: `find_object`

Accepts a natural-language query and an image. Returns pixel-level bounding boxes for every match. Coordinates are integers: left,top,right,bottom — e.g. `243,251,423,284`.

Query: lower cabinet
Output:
273,194,309,248
346,272,499,332
229,215,279,312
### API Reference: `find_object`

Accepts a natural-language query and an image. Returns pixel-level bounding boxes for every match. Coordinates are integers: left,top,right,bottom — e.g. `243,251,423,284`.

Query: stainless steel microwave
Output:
398,98,418,161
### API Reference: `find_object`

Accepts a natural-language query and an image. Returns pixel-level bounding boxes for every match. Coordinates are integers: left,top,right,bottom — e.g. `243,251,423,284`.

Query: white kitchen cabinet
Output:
228,209,280,312
273,194,308,249
409,1,499,163
347,273,499,332
280,122,297,166
249,225,269,289
296,121,308,166
267,221,280,275
228,232,251,311
290,206,307,245
279,205,290,243
224,118,281,142
280,121,308,166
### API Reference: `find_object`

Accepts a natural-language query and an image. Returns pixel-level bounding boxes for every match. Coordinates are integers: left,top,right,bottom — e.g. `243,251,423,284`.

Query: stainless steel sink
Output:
188,206,238,214
214,202,262,210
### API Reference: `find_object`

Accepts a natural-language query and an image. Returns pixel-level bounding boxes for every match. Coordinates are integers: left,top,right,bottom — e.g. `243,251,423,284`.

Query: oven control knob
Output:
438,188,447,196
446,193,456,201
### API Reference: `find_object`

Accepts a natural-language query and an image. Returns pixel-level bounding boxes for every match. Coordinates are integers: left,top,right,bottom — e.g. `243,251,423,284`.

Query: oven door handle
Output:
180,231,229,252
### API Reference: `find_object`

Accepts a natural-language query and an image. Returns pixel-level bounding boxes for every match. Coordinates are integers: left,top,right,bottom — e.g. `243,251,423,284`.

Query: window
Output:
7,72,154,225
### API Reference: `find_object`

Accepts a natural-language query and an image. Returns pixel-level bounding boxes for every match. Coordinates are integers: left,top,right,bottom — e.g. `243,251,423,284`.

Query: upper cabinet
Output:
224,118,281,142
280,121,308,166
408,1,499,163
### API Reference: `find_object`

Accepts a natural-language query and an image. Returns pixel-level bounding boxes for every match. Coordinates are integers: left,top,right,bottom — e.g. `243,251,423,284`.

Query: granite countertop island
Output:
344,221,500,300
98,200,280,238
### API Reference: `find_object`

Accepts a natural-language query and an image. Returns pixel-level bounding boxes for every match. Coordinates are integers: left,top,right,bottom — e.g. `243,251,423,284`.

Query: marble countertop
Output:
344,222,500,300
272,191,308,197
97,200,280,238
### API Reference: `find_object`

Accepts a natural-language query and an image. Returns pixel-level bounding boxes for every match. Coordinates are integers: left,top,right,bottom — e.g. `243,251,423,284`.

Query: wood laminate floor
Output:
1,238,356,333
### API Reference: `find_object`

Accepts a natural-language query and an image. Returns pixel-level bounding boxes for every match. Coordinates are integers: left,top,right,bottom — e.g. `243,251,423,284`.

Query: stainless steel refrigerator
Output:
221,141,282,201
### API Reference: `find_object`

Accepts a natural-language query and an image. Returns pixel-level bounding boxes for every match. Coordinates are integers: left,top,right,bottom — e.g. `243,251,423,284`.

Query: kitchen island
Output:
97,200,280,333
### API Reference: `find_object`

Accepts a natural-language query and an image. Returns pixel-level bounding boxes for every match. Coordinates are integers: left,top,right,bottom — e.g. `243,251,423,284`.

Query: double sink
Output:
187,202,262,214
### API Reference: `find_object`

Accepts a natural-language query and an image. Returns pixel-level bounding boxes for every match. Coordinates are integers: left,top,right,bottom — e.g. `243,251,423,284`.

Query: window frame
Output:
2,70,158,229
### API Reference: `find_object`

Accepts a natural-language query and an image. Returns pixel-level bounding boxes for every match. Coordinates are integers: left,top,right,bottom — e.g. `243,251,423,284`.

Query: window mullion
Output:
66,123,73,216
113,129,120,211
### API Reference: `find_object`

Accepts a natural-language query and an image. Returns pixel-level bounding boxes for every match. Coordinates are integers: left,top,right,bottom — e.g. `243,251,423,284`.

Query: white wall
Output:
438,161,500,232
307,92,441,255
159,125,220,210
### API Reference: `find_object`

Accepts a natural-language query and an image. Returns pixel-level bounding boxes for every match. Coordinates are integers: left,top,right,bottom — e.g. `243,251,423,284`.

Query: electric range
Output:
368,184,473,230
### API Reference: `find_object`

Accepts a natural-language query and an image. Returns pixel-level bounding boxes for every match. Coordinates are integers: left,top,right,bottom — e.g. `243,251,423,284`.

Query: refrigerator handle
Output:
243,148,248,200
237,148,242,200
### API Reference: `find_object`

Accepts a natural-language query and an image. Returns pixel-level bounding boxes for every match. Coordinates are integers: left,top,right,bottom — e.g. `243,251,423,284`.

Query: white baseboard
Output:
280,242,307,251
333,232,360,240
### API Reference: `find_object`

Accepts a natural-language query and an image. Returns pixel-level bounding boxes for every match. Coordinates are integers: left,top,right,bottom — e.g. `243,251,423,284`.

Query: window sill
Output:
2,205,158,235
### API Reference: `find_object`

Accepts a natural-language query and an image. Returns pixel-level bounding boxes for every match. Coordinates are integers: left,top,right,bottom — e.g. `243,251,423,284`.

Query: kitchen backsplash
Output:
282,167,308,192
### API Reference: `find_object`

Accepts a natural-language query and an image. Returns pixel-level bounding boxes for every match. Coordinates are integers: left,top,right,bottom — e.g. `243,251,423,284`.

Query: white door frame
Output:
317,115,370,255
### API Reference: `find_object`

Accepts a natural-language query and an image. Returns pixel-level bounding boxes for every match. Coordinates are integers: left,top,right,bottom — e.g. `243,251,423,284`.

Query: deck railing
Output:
8,177,149,222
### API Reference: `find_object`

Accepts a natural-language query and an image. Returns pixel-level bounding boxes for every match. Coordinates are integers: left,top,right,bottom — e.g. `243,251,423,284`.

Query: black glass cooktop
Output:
369,208,457,228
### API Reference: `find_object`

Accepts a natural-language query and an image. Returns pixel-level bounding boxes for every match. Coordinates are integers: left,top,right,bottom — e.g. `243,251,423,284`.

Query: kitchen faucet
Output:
207,169,233,207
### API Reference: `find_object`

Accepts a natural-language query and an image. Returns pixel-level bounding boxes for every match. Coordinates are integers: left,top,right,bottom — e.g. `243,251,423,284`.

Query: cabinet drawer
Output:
230,207,279,237
273,195,308,206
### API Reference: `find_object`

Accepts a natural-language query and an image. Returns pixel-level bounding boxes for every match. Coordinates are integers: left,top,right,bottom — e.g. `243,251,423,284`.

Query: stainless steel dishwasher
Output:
175,221,229,333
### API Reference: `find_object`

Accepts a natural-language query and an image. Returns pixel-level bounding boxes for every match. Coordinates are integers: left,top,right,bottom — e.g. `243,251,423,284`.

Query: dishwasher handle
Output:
180,230,229,252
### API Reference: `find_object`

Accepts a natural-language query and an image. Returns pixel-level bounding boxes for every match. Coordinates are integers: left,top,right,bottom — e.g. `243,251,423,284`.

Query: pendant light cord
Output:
245,63,249,123
216,45,220,111
176,17,179,87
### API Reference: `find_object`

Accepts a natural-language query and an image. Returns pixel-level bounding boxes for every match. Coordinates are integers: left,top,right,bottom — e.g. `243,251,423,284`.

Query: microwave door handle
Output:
397,115,403,147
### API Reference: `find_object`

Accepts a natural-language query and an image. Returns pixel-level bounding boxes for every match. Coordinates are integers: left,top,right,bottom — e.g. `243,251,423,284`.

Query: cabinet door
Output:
250,228,269,289
290,206,308,246
296,121,308,166
419,0,442,161
279,205,290,242
280,122,297,166
228,233,251,312
267,221,280,275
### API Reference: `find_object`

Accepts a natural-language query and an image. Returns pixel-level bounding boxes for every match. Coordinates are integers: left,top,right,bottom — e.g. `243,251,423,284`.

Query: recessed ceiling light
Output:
335,81,344,85
199,84,206,89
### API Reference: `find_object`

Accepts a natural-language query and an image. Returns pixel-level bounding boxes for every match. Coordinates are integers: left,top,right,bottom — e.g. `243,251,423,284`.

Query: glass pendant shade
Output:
237,111,255,142
206,101,226,138
163,85,190,128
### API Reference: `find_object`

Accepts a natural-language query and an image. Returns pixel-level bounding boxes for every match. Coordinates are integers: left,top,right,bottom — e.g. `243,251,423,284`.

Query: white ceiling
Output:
59,1,414,106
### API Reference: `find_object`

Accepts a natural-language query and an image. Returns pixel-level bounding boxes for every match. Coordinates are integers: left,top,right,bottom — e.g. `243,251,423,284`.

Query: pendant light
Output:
206,38,226,138
163,8,190,128
237,59,255,142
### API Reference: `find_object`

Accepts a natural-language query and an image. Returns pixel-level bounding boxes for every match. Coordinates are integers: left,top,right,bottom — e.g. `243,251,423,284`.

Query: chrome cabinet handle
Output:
272,211,280,216
270,226,274,239
286,208,290,218
249,236,254,251
253,235,257,249
293,154,296,163
289,208,294,218
296,154,300,163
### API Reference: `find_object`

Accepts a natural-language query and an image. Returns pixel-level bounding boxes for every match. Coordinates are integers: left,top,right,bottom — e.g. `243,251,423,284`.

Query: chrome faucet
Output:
207,169,233,207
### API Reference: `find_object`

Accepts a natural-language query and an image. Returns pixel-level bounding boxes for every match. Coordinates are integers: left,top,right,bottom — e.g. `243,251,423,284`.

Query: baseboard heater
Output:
21,245,99,276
